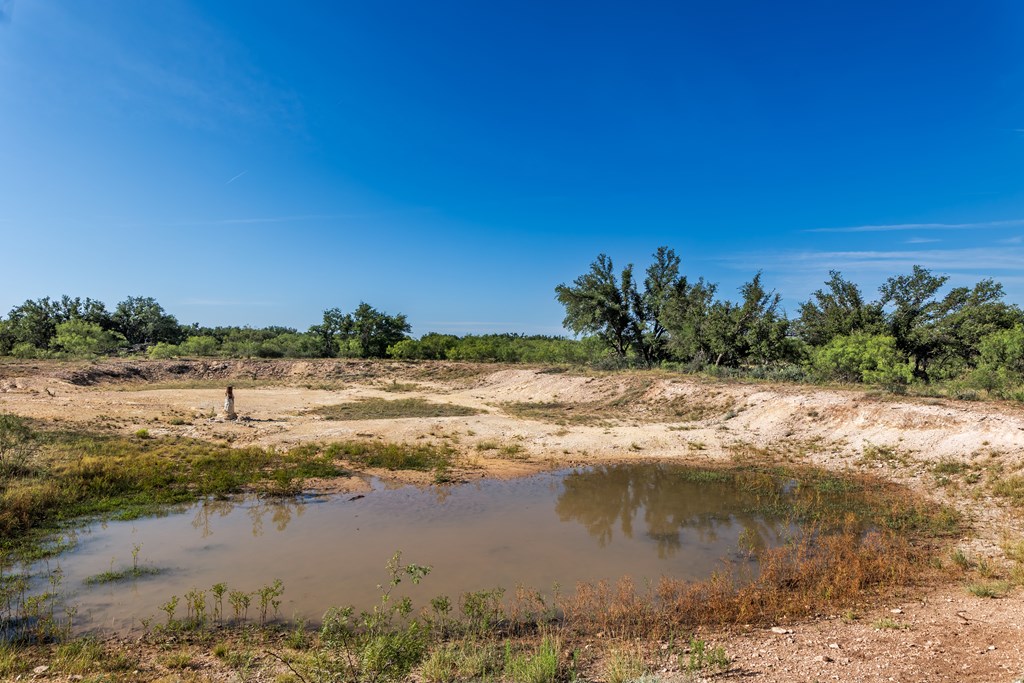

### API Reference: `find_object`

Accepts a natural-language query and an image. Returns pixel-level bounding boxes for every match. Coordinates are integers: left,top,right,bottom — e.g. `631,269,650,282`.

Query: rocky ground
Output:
1,358,1022,682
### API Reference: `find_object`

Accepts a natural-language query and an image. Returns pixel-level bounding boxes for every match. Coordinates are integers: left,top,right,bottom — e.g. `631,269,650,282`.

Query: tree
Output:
307,308,351,358
556,247,686,365
0,296,112,353
689,273,790,368
307,304,410,359
111,296,183,346
555,253,633,359
350,303,411,358
797,271,884,347
661,277,718,365
630,246,682,364
879,267,1022,381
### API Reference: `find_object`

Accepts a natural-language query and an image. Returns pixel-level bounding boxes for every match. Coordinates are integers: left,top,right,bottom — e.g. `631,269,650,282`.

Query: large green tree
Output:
556,247,686,365
879,267,1021,381
111,296,184,346
555,253,634,359
307,303,410,358
0,296,112,353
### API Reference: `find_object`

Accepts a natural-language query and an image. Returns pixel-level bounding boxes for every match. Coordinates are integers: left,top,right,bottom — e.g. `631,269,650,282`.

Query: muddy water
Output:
40,463,796,632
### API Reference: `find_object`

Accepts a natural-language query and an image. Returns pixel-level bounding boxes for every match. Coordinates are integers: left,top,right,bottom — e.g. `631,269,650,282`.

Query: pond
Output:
27,463,803,632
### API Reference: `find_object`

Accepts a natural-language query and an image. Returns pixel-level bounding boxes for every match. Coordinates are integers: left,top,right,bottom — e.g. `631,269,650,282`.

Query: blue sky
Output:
2,1,1024,335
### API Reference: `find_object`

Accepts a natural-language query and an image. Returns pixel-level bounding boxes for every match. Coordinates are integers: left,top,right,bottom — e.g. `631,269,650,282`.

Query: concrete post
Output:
224,386,237,420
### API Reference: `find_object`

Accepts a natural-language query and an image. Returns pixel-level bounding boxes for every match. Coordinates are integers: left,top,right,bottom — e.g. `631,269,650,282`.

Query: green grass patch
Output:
992,475,1024,506
967,581,1009,598
83,565,164,585
309,398,480,420
325,441,454,472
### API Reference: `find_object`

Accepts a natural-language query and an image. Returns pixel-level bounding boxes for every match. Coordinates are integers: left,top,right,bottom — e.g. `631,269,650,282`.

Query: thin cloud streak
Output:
225,170,247,185
725,246,1024,274
806,219,1024,233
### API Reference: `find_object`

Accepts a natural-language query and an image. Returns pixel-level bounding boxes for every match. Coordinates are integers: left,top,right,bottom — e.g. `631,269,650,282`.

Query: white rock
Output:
32,665,49,675
771,626,792,634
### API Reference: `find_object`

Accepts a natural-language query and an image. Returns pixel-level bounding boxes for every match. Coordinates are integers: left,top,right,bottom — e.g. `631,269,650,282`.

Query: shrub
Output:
0,414,36,477
811,333,913,388
52,320,127,356
147,342,183,359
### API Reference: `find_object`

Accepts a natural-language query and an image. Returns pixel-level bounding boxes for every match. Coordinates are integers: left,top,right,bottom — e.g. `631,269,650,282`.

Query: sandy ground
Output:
1,358,1023,682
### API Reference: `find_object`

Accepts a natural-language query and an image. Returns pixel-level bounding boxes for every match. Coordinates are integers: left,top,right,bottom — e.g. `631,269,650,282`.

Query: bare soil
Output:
1,358,1022,682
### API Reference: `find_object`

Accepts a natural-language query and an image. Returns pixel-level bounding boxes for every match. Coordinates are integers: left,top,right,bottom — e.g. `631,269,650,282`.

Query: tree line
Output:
556,247,1024,394
0,297,413,361
2,250,1023,397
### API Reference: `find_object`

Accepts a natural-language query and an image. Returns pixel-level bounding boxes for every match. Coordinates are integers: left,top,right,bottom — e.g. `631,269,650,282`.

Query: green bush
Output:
52,320,127,356
147,342,183,359
811,333,913,388
179,335,220,357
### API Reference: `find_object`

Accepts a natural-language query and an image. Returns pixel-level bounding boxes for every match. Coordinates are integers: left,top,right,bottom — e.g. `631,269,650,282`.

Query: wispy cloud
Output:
905,237,940,244
726,247,1024,274
999,236,1024,245
0,0,13,23
806,218,1024,233
225,170,247,185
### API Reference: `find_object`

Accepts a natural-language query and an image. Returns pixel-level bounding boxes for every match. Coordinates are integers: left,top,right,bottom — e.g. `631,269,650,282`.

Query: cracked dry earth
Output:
1,358,1023,682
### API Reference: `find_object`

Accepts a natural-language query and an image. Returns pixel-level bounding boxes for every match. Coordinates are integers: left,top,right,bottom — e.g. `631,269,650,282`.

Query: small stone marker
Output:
224,386,237,420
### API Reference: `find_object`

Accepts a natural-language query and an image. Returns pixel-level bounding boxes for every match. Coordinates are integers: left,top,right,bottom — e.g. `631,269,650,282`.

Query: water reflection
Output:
32,463,809,633
555,464,790,559
190,498,308,538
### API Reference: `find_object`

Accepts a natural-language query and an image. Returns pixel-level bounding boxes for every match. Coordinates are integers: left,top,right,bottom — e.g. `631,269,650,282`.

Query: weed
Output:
257,579,284,625
52,638,105,674
325,440,453,472
421,643,460,683
686,637,730,672
504,635,563,683
83,565,163,584
967,581,1009,598
992,475,1024,506
0,414,37,477
160,651,193,669
859,442,910,467
461,588,506,635
476,441,499,451
229,589,252,623
501,444,525,458
316,552,432,683
605,647,648,683
951,548,973,570
134,428,151,439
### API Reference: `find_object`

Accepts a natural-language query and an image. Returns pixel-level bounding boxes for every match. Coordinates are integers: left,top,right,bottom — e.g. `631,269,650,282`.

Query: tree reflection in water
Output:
189,498,308,538
555,464,790,559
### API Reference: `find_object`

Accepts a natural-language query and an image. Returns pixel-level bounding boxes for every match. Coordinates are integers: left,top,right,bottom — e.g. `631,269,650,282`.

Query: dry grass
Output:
559,524,929,639
501,392,732,427
308,398,480,421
